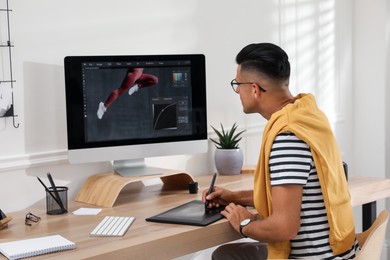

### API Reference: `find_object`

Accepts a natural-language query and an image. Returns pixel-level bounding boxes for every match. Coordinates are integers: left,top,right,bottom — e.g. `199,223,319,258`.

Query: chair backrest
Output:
355,210,389,260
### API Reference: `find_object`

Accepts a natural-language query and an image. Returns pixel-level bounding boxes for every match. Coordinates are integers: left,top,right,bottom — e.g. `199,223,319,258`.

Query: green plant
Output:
210,123,245,149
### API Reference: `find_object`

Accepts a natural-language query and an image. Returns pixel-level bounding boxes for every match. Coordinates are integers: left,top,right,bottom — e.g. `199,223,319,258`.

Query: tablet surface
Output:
145,200,225,226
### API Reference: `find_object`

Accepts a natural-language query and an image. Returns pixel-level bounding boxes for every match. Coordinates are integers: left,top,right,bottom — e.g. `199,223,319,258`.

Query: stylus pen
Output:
47,173,66,213
205,173,217,209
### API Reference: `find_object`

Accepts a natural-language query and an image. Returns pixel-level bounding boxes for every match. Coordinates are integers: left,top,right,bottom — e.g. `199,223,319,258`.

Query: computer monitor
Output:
64,54,207,176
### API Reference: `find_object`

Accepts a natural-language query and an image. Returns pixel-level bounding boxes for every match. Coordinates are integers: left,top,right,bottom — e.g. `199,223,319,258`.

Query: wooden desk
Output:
348,176,390,230
1,174,389,259
0,174,250,259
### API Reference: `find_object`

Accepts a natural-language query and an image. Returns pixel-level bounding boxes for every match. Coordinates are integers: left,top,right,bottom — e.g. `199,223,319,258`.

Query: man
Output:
203,43,359,259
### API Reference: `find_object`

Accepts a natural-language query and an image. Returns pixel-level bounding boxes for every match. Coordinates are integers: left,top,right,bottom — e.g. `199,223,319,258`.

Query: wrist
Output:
239,218,251,238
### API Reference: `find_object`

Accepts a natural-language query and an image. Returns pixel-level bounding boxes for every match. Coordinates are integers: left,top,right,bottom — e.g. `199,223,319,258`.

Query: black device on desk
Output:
146,200,224,226
146,173,224,226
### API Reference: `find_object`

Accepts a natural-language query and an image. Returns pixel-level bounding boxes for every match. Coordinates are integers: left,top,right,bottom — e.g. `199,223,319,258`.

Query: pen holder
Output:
46,186,68,215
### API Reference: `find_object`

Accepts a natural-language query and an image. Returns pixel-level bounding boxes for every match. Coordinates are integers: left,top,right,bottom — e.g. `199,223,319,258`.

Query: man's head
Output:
233,43,293,118
236,42,290,83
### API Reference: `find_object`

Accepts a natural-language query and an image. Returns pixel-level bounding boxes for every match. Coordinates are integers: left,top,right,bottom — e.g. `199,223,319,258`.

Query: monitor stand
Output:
75,159,195,207
113,159,174,177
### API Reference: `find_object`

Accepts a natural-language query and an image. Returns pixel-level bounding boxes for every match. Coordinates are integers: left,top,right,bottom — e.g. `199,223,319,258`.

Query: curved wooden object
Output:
75,171,195,207
0,216,12,230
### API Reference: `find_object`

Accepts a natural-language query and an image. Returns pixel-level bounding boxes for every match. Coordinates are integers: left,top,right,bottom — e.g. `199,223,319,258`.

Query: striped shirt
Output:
269,132,359,259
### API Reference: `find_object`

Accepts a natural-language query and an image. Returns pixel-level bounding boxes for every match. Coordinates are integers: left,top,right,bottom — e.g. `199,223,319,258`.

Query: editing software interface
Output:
82,60,193,143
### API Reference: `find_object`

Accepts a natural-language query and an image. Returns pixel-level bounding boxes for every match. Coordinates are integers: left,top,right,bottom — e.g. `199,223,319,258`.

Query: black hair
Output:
236,43,290,81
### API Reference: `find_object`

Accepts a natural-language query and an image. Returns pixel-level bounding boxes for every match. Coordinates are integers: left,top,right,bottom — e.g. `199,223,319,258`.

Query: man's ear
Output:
252,83,261,97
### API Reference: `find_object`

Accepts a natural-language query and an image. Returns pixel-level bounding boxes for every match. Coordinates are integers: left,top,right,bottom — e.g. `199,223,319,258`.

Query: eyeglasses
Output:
25,212,41,226
230,79,266,93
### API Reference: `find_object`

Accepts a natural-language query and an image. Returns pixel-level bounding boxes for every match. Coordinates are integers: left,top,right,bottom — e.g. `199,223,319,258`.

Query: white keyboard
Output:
90,216,135,237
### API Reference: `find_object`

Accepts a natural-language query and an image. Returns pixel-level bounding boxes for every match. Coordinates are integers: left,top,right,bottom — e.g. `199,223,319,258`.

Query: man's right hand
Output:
202,186,231,209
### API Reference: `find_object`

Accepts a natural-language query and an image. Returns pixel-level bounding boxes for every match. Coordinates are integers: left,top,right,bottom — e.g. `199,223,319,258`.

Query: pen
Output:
47,173,66,213
205,173,217,209
36,177,62,207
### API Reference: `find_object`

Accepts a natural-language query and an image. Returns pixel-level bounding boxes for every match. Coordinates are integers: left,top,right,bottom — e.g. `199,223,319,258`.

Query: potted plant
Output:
210,123,245,175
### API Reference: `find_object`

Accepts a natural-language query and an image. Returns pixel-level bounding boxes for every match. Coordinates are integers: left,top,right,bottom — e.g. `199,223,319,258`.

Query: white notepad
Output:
0,234,75,260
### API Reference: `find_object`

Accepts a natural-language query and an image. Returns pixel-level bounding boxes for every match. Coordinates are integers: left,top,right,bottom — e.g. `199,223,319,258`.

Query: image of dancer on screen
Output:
97,67,158,119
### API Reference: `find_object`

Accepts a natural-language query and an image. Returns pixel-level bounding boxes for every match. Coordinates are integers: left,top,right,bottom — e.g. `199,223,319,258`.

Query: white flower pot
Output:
214,148,244,175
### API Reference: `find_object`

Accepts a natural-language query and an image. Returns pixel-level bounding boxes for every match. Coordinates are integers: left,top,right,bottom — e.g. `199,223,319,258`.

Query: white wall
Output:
354,1,390,259
353,0,387,178
0,0,388,256
0,0,354,207
0,0,283,213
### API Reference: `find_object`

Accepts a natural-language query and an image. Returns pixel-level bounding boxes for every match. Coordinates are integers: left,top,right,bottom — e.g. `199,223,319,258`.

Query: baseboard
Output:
0,150,68,173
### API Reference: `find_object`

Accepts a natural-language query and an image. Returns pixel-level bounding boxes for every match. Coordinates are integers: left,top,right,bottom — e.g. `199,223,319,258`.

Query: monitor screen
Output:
64,54,207,176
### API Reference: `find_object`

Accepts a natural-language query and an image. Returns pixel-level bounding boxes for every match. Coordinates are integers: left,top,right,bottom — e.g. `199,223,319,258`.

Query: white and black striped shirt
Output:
269,132,359,259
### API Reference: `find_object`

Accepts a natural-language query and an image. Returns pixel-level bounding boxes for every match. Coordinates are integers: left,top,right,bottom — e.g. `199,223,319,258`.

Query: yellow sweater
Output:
254,93,356,259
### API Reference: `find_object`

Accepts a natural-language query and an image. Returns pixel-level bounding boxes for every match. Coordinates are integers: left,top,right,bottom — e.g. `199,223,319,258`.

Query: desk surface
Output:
1,174,390,259
348,176,390,206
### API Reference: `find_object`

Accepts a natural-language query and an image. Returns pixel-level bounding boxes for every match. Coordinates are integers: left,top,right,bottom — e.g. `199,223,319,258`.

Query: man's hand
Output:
220,203,255,233
202,186,231,209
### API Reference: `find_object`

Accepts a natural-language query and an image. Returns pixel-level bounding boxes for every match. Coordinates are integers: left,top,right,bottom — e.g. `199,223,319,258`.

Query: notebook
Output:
90,216,135,237
0,234,75,260
146,200,225,226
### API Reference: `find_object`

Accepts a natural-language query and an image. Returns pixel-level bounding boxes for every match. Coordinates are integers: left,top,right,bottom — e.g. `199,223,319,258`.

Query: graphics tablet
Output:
145,200,225,226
